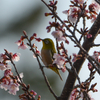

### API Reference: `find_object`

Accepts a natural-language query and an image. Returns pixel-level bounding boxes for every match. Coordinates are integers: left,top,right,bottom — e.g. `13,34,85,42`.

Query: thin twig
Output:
5,51,35,100
41,0,75,36
10,59,23,83
5,50,23,84
67,34,100,74
62,45,81,85
40,66,58,99
91,43,100,47
25,34,58,99
95,0,100,4
41,0,81,46
73,14,81,35
79,17,86,42
83,3,86,41
68,21,82,34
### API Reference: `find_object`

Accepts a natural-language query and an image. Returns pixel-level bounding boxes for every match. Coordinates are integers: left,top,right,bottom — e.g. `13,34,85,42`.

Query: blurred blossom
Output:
12,53,20,62
18,42,28,50
8,83,19,95
53,53,66,72
52,30,65,41
63,7,81,23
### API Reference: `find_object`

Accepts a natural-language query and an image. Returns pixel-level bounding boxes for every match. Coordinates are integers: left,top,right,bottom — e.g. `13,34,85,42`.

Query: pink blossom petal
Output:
52,31,65,41
15,40,21,46
53,53,65,70
4,69,13,76
8,83,19,95
18,42,28,50
87,34,92,38
0,63,6,71
12,53,20,62
78,0,84,4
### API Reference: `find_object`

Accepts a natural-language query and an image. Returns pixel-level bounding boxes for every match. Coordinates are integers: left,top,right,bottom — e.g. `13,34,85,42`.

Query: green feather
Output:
41,38,62,80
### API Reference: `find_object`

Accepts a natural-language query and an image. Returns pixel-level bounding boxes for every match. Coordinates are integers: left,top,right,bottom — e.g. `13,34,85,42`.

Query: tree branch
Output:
25,34,58,99
60,13,100,100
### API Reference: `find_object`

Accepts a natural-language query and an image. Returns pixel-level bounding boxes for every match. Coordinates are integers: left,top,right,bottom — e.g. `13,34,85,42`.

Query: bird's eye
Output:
45,40,49,44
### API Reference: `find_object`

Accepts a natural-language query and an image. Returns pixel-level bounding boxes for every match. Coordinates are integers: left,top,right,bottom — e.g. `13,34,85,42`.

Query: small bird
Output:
41,38,62,80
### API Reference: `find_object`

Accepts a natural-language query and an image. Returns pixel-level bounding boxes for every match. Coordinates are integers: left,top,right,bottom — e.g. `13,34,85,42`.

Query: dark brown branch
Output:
68,21,82,34
25,34,58,99
4,50,23,84
91,43,100,47
61,45,81,85
5,50,35,100
60,13,100,100
41,0,100,100
41,0,74,36
95,0,100,4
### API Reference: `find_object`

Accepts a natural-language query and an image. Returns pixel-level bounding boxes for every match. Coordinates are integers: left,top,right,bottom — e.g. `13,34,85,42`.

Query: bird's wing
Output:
49,50,63,80
50,49,56,60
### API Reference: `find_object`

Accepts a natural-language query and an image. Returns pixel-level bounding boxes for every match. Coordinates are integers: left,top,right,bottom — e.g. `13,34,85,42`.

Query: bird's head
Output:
41,38,55,49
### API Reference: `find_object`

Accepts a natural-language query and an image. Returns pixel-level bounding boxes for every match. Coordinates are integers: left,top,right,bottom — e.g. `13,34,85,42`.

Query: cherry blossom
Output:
78,0,84,4
87,34,92,38
0,71,23,95
15,40,21,46
53,53,66,72
8,83,19,95
69,89,95,100
0,75,13,91
18,41,28,50
0,80,10,91
92,51,100,62
0,63,7,71
51,30,65,41
12,53,20,62
89,1,100,12
74,0,84,4
69,89,78,100
4,69,13,76
63,7,81,23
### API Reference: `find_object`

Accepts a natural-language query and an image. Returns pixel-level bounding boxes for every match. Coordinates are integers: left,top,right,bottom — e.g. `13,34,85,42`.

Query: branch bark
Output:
60,13,100,100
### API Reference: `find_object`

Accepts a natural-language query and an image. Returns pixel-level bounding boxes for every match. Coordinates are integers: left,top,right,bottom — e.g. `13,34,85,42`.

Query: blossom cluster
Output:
69,89,95,100
63,0,100,23
16,31,41,57
45,0,100,41
0,51,22,95
19,90,40,100
1,0,100,99
88,51,100,71
0,49,41,100
16,31,67,73
53,53,66,72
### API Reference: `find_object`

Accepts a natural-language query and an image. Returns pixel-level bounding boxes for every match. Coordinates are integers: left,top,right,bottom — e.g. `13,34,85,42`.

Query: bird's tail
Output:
49,66,63,81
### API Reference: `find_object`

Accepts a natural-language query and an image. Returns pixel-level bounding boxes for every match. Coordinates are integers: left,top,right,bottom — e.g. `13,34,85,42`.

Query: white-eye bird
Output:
41,38,62,80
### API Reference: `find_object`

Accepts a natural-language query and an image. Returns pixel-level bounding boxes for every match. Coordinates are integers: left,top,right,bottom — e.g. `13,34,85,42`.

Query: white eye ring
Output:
45,40,49,44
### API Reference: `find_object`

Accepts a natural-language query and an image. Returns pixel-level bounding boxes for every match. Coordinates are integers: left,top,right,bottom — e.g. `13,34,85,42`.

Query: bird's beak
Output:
40,38,44,42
